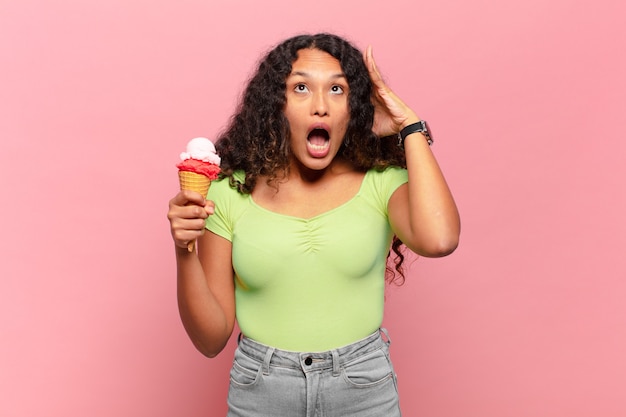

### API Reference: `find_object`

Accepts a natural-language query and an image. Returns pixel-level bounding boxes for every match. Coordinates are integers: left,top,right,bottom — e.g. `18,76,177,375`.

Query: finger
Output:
366,46,385,87
182,204,210,220
363,45,372,69
204,200,216,215
168,205,209,228
171,189,206,207
171,217,208,246
176,217,208,231
183,189,208,206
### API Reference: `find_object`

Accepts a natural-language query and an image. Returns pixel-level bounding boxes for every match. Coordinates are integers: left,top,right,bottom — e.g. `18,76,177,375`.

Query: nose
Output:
311,91,328,116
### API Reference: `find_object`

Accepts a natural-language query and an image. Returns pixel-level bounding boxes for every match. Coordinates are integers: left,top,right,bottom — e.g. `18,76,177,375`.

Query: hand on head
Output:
364,46,420,137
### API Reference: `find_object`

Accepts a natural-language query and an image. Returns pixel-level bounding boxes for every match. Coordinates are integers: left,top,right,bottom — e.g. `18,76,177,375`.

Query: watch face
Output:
422,121,433,145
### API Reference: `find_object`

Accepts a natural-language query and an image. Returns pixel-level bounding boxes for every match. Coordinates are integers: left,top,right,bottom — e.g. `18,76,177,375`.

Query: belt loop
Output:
331,349,340,377
380,327,391,346
262,346,275,376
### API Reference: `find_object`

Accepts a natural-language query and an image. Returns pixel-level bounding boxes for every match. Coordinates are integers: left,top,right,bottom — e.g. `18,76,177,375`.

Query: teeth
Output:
308,142,329,150
308,142,330,151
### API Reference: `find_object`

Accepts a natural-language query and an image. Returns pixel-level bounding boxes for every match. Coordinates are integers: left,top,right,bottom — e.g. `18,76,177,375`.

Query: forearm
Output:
402,119,460,257
175,247,233,357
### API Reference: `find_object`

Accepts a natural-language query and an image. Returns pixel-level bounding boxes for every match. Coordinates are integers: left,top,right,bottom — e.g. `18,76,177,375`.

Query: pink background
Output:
1,0,625,416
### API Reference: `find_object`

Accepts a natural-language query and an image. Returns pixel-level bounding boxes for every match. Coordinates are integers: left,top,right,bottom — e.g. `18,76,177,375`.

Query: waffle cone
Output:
178,170,211,196
178,171,212,252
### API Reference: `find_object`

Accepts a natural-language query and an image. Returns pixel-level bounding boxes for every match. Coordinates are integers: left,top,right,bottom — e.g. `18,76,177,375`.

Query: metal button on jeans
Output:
304,357,313,366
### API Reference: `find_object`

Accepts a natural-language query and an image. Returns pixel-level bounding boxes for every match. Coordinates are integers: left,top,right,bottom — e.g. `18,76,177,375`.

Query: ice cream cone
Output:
178,171,212,252
176,137,221,253
178,171,211,196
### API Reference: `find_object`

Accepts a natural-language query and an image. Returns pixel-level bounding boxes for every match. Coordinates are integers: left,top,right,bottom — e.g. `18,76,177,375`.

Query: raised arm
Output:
168,191,236,357
364,46,460,257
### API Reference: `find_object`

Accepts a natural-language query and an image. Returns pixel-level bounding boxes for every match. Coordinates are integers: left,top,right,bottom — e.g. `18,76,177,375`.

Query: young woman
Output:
168,33,460,416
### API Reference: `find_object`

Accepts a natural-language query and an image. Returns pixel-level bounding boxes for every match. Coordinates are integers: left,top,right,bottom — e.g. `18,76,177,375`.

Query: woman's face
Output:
283,48,350,172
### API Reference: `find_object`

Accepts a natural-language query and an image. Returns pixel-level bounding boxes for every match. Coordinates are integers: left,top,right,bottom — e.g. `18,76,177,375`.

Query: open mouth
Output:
307,128,330,151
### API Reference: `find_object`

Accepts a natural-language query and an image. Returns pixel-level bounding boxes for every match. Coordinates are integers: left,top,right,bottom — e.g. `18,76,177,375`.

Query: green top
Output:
206,167,408,351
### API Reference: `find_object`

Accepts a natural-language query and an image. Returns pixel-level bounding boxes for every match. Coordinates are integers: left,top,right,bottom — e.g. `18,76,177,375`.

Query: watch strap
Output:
398,120,433,146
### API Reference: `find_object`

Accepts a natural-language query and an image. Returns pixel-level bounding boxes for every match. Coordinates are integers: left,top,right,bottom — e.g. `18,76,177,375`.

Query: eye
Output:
294,83,309,93
330,85,344,95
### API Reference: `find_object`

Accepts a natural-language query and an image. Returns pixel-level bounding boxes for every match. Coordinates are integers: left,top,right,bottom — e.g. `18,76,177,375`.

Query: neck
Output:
286,157,353,185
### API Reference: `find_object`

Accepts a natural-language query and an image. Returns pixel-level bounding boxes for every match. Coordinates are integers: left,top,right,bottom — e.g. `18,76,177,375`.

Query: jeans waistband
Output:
237,328,391,377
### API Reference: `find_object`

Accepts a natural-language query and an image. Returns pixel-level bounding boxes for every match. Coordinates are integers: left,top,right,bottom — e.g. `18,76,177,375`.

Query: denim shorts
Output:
226,328,401,417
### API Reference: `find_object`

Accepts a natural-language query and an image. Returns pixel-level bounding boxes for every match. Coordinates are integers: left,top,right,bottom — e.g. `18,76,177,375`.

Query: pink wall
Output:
1,0,625,415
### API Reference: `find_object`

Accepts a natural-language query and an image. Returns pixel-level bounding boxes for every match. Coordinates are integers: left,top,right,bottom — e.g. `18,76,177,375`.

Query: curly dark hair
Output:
215,33,408,283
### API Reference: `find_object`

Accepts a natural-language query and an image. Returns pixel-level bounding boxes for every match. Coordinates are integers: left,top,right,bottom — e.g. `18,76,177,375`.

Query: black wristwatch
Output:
398,120,433,146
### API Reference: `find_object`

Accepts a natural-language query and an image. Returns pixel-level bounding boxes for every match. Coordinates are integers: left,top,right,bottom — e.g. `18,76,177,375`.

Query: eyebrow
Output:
289,71,346,80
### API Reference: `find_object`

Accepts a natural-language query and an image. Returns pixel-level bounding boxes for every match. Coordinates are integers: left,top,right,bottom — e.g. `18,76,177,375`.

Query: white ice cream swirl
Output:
179,137,221,165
